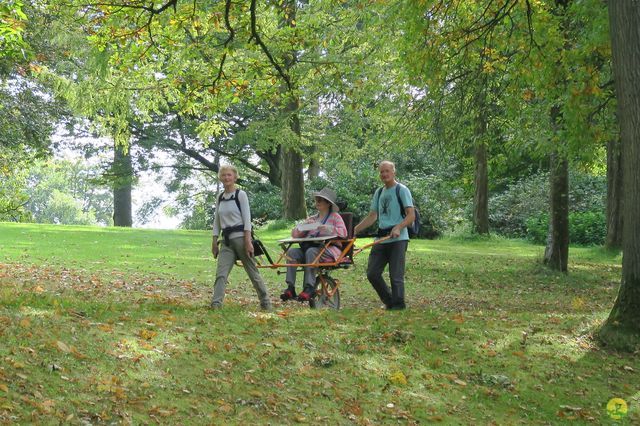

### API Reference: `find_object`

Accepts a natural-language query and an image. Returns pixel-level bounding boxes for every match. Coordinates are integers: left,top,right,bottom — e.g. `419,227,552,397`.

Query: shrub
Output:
525,211,606,246
491,171,606,239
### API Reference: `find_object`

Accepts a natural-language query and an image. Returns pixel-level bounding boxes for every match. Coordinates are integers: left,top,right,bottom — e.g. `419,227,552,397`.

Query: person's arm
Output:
391,207,415,238
244,230,254,256
292,215,315,238
354,211,378,236
390,186,415,238
238,191,254,256
212,196,221,258
317,213,347,237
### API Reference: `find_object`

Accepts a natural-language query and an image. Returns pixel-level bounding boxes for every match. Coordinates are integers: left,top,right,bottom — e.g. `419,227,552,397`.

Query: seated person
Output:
281,188,347,302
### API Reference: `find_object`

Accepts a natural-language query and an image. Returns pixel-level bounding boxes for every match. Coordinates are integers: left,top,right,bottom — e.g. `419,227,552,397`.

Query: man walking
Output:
354,161,415,310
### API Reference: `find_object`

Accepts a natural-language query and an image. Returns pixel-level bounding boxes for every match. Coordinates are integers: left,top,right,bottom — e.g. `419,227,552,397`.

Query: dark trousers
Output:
366,240,408,308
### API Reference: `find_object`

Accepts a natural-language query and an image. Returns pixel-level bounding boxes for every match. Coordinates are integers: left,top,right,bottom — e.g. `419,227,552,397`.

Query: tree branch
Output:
248,0,293,91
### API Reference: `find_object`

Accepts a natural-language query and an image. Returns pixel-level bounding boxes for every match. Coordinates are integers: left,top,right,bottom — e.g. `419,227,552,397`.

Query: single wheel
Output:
311,273,340,309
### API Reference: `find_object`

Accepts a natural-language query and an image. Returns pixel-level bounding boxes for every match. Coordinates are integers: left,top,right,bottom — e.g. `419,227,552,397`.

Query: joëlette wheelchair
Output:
252,212,386,309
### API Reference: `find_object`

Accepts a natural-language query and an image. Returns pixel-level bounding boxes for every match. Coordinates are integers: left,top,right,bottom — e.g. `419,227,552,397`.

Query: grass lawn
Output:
0,222,637,424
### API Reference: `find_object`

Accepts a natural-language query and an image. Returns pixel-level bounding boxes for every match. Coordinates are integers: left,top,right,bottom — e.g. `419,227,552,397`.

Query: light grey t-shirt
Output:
212,189,252,240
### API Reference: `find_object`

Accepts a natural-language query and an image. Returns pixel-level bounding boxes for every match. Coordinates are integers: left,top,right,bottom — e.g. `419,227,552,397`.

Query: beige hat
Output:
312,187,340,212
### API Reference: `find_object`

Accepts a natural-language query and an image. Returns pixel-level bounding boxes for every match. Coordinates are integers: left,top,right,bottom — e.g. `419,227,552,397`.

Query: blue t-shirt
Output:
372,183,413,243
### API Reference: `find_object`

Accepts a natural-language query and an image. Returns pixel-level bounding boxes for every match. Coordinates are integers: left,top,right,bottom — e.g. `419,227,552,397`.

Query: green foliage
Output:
0,147,32,222
526,211,607,246
246,183,283,224
490,171,606,239
41,189,97,225
23,159,112,226
0,77,57,156
523,213,548,245
0,0,29,59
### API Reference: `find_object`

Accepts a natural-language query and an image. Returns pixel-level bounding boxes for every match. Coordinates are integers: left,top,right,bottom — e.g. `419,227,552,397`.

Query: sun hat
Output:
312,187,340,212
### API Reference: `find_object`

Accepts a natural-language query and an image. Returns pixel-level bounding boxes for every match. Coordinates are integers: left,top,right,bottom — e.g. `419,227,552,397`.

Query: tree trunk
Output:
472,107,489,234
281,99,307,220
307,156,320,181
599,1,640,350
278,0,306,220
473,141,489,234
605,137,623,249
544,148,569,272
112,141,133,227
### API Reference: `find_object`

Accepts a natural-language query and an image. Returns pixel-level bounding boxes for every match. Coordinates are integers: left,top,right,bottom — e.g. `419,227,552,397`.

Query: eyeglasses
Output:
315,197,327,203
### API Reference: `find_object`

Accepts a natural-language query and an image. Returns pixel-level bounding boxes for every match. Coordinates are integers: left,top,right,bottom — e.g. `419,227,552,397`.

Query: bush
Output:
491,171,606,238
525,211,606,246
246,183,282,223
569,211,606,246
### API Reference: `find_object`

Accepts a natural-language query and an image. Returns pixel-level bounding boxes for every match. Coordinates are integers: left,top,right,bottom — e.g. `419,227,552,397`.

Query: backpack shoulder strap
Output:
395,184,406,218
375,186,383,215
218,189,243,214
234,189,242,213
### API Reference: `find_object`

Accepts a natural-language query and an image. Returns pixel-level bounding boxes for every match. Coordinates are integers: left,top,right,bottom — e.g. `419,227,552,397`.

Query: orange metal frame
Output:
254,235,389,303
255,236,389,270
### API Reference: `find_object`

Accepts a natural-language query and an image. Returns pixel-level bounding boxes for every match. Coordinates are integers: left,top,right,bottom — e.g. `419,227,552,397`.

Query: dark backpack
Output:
375,184,421,238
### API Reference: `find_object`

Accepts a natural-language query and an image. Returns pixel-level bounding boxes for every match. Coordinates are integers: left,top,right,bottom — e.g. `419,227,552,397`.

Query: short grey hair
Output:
218,164,238,179
378,160,396,172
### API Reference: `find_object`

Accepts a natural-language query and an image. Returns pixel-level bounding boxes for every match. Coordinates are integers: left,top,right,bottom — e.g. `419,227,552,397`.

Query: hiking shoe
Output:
297,291,312,302
387,303,406,311
280,289,296,301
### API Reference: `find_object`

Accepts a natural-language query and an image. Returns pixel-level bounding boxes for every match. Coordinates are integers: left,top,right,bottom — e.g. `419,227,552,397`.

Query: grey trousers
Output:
366,240,408,308
285,246,325,293
212,237,271,308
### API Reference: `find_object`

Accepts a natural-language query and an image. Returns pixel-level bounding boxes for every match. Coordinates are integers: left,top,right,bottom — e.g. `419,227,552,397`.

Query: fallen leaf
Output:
56,341,71,353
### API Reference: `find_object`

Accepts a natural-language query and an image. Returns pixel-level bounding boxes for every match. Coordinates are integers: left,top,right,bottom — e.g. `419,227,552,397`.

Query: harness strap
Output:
218,189,244,246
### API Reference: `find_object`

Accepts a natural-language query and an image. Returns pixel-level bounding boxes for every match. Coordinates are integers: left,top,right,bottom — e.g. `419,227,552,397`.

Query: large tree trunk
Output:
281,99,307,220
472,107,489,234
543,0,571,272
599,1,640,350
473,141,489,234
279,0,306,220
307,156,320,181
471,49,490,235
113,141,133,227
544,149,569,272
605,137,623,249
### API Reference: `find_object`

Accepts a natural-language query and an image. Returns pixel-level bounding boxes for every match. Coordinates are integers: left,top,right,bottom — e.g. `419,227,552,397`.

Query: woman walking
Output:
211,164,271,310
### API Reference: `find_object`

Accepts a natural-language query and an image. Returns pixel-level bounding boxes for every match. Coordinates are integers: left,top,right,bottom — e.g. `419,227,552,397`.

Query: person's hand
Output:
390,225,401,238
317,224,333,233
353,225,361,236
212,242,219,259
245,236,254,257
